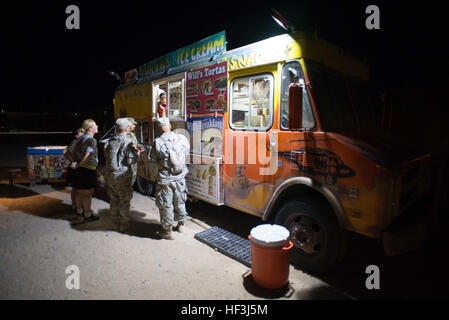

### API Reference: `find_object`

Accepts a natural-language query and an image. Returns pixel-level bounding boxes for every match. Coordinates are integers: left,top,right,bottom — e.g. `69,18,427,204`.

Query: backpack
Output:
162,134,187,175
64,138,81,163
73,136,94,162
63,147,74,162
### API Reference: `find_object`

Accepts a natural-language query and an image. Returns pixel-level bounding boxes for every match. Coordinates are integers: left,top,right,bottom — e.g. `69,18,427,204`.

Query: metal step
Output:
194,226,251,267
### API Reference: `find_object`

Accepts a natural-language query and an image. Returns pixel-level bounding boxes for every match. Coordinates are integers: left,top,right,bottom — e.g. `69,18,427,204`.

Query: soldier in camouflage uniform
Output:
126,118,145,185
149,117,190,240
104,118,138,232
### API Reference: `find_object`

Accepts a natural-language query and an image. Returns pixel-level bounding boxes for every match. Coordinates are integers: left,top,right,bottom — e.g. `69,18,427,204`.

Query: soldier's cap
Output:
156,117,170,127
128,117,137,125
115,118,132,131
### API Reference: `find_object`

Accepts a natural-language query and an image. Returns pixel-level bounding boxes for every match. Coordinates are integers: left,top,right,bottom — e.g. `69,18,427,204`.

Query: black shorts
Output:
73,167,97,190
66,166,75,185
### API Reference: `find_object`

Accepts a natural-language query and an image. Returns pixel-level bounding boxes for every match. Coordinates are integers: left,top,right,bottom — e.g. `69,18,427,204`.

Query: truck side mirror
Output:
288,83,303,130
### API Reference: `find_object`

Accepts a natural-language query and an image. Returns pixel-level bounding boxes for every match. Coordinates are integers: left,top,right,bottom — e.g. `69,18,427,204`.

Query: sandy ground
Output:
0,182,351,300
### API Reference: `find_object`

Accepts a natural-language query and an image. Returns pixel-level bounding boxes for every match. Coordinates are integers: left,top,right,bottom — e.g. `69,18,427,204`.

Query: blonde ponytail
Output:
81,119,95,132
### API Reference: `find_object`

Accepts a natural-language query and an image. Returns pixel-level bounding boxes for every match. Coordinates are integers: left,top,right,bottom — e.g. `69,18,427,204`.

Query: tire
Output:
274,198,346,273
135,176,155,196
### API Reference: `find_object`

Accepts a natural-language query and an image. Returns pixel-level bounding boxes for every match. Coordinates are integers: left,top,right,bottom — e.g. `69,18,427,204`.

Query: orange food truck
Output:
113,31,431,271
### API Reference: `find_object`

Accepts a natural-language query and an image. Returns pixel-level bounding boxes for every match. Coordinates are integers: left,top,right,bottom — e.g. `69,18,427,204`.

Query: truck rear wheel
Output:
275,198,346,273
135,176,154,196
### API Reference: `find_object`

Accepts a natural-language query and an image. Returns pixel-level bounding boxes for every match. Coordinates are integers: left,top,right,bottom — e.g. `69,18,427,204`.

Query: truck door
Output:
223,73,277,215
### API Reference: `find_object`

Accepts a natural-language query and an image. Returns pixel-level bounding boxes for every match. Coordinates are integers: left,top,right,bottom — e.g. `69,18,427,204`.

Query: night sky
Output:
1,0,447,116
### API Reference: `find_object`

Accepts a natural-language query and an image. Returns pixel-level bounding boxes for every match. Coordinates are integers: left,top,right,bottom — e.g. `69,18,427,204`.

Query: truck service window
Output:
152,76,185,120
230,74,273,130
280,61,315,130
168,80,184,118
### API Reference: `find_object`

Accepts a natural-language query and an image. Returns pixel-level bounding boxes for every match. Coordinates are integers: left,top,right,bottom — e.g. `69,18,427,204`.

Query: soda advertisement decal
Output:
186,116,223,156
186,61,227,115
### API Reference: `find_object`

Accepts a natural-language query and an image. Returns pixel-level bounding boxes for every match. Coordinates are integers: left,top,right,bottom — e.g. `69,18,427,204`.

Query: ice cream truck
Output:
113,31,431,272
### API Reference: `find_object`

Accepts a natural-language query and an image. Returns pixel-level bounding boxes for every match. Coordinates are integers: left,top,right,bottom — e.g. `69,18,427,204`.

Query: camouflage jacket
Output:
104,134,138,179
149,131,190,185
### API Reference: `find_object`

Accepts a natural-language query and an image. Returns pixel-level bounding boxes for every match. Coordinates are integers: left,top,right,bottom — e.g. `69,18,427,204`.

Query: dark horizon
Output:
1,1,448,115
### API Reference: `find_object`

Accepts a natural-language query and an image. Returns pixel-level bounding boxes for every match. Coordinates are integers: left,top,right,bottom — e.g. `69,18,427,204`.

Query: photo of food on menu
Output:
186,61,228,115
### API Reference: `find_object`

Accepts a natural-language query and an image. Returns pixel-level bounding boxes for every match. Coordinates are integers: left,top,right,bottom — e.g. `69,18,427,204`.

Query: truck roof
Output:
223,31,369,81
116,30,369,92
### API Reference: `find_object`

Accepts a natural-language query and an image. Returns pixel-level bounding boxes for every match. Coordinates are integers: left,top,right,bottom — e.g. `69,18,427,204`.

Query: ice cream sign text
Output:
176,33,226,66
138,31,227,79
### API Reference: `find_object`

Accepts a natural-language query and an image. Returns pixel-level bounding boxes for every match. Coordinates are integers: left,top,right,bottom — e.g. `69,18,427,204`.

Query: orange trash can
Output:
249,224,293,289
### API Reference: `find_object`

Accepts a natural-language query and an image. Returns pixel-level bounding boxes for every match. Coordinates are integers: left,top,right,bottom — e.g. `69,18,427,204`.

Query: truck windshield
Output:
345,78,382,133
307,61,382,133
307,61,357,132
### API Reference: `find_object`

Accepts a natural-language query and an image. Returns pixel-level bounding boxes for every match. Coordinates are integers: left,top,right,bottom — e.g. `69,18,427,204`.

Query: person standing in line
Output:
73,119,100,222
126,118,145,185
149,117,190,240
63,127,84,215
104,118,137,231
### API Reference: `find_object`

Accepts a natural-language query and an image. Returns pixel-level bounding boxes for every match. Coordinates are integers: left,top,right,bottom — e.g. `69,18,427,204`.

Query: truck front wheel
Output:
275,198,346,273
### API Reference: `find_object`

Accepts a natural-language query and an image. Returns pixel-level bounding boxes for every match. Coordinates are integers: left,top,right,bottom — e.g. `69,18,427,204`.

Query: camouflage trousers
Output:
155,179,188,230
131,163,137,185
105,173,134,224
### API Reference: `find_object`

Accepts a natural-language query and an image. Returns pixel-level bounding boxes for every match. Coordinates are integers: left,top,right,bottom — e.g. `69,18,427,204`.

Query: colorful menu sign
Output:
186,61,228,115
138,31,226,79
186,157,223,205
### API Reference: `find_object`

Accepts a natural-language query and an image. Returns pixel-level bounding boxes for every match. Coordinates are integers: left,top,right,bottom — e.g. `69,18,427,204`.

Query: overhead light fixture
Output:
107,70,121,81
271,8,290,31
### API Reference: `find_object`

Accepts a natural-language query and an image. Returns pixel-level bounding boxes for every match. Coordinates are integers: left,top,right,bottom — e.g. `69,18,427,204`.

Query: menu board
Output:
186,61,228,115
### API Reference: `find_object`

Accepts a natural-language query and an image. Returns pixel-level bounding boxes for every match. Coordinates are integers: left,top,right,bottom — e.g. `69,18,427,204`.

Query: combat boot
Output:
84,211,99,222
175,221,185,233
119,221,130,232
160,227,174,240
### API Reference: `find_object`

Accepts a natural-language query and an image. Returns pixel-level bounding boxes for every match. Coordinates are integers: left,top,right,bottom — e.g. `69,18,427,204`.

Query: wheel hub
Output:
288,215,324,255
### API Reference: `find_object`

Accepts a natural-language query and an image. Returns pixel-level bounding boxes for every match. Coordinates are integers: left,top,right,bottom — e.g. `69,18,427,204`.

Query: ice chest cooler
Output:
249,224,293,289
26,146,68,183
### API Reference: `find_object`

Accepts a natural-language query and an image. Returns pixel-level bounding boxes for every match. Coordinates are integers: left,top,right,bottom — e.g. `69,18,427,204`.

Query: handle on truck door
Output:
267,131,277,151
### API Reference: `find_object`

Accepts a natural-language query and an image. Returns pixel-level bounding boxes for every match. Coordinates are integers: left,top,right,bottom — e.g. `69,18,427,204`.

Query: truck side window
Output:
280,61,315,130
230,74,273,130
135,121,150,144
307,61,357,132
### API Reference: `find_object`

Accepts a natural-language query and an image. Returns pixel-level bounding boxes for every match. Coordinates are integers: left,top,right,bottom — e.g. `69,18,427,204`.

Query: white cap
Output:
156,117,170,127
250,224,290,247
115,118,132,131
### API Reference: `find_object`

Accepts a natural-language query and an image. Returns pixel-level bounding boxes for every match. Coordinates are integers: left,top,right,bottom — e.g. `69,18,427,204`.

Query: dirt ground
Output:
1,162,449,301
0,181,352,300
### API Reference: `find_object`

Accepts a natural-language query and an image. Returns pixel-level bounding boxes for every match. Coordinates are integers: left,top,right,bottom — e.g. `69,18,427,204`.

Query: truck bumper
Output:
383,216,429,256
382,197,431,255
